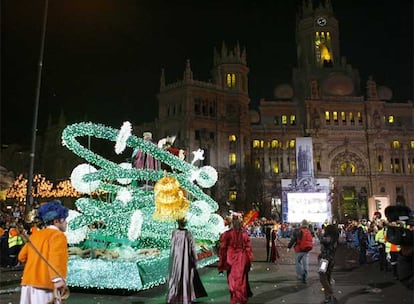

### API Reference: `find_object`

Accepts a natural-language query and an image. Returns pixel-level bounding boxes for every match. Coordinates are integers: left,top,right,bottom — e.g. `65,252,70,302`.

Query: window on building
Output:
274,116,279,125
393,158,401,173
378,155,383,172
194,102,200,115
396,186,406,205
287,139,295,149
226,73,236,88
316,155,322,171
290,115,296,125
388,115,394,124
254,159,261,170
282,115,288,125
272,161,279,174
341,111,346,123
253,140,264,148
229,153,237,167
350,112,355,125
357,112,362,125
315,31,333,66
340,162,355,175
271,140,281,148
325,111,330,124
409,158,414,173
228,190,237,201
229,134,237,142
209,104,216,117
392,140,401,149
410,141,414,149
333,111,338,124
290,158,296,173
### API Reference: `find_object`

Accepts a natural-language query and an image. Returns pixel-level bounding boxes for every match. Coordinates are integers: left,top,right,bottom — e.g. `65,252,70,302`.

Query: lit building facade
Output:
6,1,411,220
151,1,414,220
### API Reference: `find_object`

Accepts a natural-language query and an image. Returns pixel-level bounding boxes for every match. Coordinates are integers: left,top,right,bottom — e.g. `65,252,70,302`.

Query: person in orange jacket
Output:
18,200,69,304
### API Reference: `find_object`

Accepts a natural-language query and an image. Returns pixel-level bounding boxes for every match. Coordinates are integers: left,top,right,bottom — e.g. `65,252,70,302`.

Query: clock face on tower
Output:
316,17,327,26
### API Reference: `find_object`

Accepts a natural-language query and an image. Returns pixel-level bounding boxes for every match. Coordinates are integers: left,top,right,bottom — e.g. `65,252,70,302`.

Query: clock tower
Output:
292,0,361,134
296,0,340,69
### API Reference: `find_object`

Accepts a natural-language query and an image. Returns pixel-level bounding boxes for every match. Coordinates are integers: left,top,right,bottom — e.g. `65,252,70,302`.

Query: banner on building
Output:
296,137,314,178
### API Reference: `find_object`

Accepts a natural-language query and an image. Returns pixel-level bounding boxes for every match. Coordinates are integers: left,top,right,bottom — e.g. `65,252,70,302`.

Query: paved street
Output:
1,237,413,303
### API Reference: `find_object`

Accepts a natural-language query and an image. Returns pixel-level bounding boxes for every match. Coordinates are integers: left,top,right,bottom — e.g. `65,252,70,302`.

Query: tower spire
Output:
160,68,166,89
183,59,193,81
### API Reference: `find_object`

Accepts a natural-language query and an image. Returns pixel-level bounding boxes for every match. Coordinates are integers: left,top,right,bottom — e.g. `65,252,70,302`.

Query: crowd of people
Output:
1,202,413,304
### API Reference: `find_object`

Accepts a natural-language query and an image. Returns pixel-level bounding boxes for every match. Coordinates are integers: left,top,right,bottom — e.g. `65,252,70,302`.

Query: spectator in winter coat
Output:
318,224,340,304
287,220,313,283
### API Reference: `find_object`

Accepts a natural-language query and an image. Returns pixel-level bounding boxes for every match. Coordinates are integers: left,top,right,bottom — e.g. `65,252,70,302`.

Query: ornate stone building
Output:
151,1,413,220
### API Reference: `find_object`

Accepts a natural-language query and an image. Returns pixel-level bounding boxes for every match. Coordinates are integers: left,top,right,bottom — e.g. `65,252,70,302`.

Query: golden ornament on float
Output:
153,174,189,221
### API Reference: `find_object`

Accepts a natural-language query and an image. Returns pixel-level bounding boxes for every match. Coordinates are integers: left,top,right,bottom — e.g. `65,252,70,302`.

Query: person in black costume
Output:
318,224,339,304
166,217,207,304
263,220,274,262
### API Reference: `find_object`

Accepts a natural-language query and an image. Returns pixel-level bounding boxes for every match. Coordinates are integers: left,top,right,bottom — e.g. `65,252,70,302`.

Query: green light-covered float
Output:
62,121,224,290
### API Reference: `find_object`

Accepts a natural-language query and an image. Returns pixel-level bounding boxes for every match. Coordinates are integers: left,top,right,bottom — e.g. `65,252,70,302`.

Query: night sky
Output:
1,0,413,146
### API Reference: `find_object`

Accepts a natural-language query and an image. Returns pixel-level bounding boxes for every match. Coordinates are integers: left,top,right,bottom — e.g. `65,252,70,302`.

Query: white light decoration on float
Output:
70,164,100,194
187,200,213,226
193,165,218,188
115,121,132,154
65,210,88,245
128,210,143,241
116,188,132,205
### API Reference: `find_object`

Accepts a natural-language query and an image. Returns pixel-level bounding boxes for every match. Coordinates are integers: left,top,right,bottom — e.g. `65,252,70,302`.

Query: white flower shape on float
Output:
116,188,132,205
115,121,132,154
70,163,100,194
193,166,218,188
207,213,226,234
188,200,212,226
65,209,88,245
117,162,132,185
128,210,143,241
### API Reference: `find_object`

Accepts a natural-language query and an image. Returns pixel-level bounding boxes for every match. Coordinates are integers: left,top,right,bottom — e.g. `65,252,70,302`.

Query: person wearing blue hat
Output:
18,200,69,304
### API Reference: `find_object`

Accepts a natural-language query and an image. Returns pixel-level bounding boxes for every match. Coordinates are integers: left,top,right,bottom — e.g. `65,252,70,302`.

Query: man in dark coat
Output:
318,224,339,304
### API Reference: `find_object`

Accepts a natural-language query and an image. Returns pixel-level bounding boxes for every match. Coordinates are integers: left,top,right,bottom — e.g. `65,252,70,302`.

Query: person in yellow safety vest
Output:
374,220,387,271
384,222,401,279
8,224,24,267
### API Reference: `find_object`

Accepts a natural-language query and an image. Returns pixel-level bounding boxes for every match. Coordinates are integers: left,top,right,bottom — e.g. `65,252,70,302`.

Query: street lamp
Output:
25,0,49,217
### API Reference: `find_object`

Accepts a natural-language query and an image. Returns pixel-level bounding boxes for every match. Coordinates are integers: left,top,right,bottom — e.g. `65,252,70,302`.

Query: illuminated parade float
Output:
61,121,225,291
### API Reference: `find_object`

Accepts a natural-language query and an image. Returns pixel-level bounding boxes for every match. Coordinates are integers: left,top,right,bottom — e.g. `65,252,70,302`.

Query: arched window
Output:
229,153,237,166
271,140,281,148
226,73,236,88
287,139,295,149
392,140,401,149
228,190,237,201
272,162,279,173
252,140,264,149
340,162,355,175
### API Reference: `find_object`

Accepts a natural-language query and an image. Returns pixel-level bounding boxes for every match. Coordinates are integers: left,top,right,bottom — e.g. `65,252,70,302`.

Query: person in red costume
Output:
218,213,253,304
